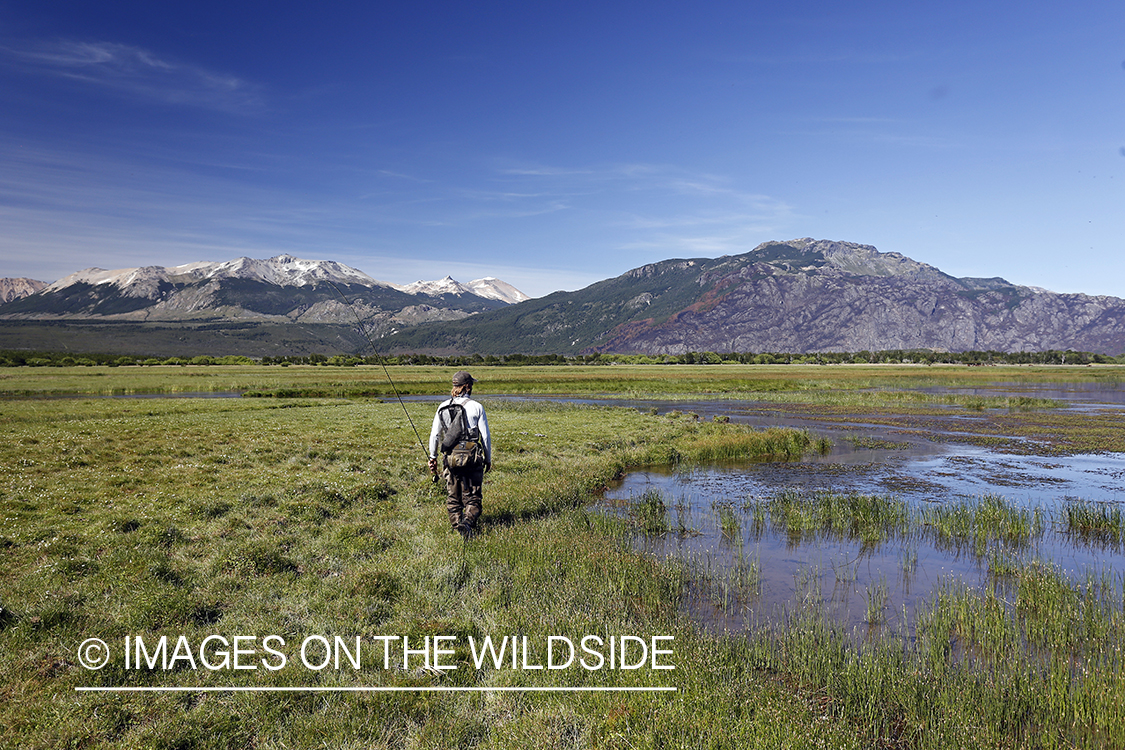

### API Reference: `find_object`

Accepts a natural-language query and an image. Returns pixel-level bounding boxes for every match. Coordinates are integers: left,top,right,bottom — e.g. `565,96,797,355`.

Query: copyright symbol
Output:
78,638,110,670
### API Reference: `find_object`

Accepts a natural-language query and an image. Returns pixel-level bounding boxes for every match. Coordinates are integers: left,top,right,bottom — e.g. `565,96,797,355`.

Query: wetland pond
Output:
593,382,1125,636
102,383,1123,637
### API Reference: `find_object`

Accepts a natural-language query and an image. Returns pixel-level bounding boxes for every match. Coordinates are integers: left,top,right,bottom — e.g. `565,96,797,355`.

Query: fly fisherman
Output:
428,371,492,539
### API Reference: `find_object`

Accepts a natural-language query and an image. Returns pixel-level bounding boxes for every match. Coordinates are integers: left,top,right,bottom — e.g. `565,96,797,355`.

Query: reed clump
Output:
920,493,1043,552
631,489,670,534
762,490,909,545
1064,499,1124,546
753,558,1125,749
679,425,826,464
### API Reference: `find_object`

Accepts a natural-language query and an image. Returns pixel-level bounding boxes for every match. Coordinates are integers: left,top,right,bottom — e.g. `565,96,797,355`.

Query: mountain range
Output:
2,240,1122,356
0,255,528,332
383,238,1125,356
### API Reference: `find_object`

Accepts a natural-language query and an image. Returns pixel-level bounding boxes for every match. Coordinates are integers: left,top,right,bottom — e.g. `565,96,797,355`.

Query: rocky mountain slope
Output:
0,278,47,304
0,255,529,336
385,239,1125,356
4,241,1121,357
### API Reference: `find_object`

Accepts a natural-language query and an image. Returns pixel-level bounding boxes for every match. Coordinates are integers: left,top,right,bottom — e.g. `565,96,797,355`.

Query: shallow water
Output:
606,463,1125,635
923,381,1125,409
596,383,1125,635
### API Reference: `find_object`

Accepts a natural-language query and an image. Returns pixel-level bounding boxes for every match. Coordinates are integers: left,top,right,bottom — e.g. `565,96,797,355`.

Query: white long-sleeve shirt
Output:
428,396,491,464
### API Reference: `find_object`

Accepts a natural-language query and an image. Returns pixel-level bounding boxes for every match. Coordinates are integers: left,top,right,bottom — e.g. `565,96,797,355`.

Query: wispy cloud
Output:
0,138,796,294
0,139,319,281
497,166,597,177
492,161,796,257
377,169,433,183
2,39,263,113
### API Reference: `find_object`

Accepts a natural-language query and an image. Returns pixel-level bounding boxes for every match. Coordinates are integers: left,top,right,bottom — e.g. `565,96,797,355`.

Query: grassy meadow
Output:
2,363,1124,748
2,360,1122,399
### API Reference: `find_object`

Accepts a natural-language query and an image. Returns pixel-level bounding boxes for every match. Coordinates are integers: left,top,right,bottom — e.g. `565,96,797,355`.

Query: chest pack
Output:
437,400,485,469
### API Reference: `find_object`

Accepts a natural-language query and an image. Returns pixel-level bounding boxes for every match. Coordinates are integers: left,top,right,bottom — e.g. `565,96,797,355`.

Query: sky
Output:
0,1,1122,299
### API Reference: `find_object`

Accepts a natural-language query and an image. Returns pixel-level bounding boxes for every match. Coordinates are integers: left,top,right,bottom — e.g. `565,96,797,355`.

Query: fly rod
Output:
324,280,436,479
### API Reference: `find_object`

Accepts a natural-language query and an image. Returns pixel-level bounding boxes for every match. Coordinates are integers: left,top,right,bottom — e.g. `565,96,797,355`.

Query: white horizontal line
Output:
76,686,677,693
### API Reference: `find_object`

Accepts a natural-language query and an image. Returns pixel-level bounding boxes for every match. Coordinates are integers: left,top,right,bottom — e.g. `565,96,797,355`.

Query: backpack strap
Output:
451,397,478,440
438,398,478,453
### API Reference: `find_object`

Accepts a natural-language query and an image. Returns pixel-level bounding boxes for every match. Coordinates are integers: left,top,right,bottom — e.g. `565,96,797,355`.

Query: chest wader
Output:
437,400,486,538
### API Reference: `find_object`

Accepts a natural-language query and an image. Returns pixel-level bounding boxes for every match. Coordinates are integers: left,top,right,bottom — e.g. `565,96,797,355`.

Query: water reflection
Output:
599,382,1125,636
607,465,1125,635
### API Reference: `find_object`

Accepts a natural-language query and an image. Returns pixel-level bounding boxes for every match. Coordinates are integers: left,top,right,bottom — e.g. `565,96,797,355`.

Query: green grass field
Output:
2,361,1122,398
2,364,1124,748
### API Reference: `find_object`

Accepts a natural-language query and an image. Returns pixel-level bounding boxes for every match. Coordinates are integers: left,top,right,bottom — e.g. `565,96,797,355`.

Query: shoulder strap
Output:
450,397,477,439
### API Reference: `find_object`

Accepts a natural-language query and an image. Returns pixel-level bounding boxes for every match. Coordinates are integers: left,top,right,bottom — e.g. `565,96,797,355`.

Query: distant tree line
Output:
4,348,1123,368
0,351,255,367
253,349,1125,367
257,353,576,367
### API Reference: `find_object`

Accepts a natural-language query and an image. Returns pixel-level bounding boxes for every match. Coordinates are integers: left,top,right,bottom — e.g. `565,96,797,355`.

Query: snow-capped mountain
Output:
396,276,531,305
3,255,530,327
397,275,474,297
45,254,388,296
467,277,531,305
197,254,385,288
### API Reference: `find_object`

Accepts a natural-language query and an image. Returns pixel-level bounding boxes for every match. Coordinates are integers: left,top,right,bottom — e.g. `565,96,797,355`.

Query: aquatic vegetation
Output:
3,363,1124,748
677,425,823,463
920,493,1044,552
750,558,1125,749
864,576,889,625
713,501,741,539
762,490,909,546
847,435,913,450
671,495,696,536
684,549,762,612
630,489,670,534
1064,499,1124,546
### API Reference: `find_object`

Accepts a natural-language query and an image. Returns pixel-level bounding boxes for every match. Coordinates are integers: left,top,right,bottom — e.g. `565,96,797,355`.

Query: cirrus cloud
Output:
2,39,263,113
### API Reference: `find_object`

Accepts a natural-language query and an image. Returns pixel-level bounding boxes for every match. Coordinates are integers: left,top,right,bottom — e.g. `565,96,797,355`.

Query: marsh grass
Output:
641,479,1125,746
762,490,909,546
864,577,889,625
3,365,1122,748
1064,499,1124,546
749,557,1125,749
671,495,696,536
0,362,1088,407
713,501,741,540
831,555,858,584
920,494,1043,553
676,424,826,463
682,549,763,613
2,383,871,749
630,489,670,534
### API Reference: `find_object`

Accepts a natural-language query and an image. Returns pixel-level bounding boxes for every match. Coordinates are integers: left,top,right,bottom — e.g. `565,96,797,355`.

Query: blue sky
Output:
1,1,1122,298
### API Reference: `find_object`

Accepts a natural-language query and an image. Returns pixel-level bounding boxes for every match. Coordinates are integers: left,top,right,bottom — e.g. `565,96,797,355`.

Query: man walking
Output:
428,371,491,538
